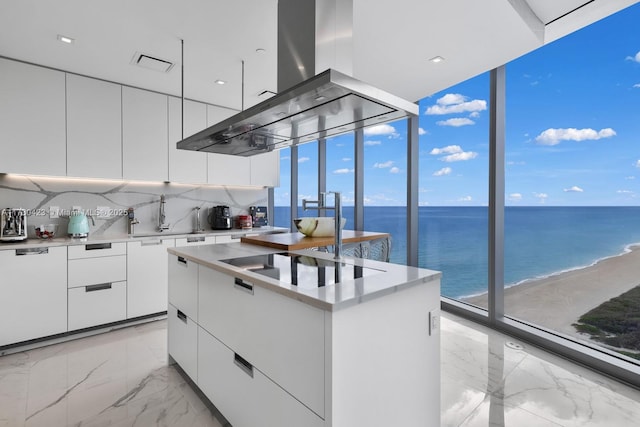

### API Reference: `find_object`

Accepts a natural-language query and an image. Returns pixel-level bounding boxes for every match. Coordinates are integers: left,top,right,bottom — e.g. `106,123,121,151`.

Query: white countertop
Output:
0,227,288,250
168,242,441,311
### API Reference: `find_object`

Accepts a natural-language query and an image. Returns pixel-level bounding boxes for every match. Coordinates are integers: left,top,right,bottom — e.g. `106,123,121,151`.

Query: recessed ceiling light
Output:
429,56,445,63
256,48,266,54
57,34,75,44
315,96,326,102
214,79,226,85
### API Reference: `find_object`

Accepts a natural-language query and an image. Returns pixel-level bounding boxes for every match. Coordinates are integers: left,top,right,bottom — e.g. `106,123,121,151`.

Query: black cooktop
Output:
220,252,385,289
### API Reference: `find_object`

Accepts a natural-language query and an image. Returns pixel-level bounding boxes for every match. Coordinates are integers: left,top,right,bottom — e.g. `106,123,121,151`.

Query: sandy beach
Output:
463,245,640,339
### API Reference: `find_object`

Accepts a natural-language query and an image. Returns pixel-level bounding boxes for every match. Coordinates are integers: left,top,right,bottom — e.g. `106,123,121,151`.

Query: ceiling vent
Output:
131,52,174,73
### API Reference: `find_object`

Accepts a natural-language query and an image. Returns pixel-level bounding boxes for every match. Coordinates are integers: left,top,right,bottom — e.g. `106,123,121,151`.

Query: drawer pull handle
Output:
234,278,254,295
141,239,163,246
187,236,205,243
234,353,254,378
86,283,112,292
16,248,48,256
177,256,187,265
86,243,112,251
176,309,188,323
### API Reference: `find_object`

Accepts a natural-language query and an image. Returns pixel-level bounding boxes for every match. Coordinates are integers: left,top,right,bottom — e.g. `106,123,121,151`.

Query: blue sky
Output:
276,3,640,207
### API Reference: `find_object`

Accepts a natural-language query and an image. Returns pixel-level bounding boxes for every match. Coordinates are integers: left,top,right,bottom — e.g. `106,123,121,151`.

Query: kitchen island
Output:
167,242,441,427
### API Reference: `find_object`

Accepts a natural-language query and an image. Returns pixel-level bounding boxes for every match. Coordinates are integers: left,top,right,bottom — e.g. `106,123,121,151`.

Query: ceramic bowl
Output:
293,217,346,237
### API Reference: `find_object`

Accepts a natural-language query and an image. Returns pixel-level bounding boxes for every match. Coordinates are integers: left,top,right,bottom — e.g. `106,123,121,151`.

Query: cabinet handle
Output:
233,353,254,378
177,256,187,265
141,239,163,246
186,236,205,243
176,309,187,323
86,283,112,292
15,248,48,256
234,278,254,295
85,243,112,251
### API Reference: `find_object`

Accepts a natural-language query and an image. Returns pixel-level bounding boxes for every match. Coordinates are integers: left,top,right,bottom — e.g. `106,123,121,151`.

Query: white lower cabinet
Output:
198,267,325,417
0,247,67,346
127,239,175,318
68,282,127,330
168,303,198,381
167,254,198,319
197,326,323,427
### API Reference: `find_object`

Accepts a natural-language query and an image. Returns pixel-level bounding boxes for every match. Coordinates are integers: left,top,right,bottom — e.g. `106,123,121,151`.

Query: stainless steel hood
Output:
176,68,418,157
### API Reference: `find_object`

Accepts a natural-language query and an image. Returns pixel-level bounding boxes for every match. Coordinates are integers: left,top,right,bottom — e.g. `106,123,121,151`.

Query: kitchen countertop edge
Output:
0,227,288,250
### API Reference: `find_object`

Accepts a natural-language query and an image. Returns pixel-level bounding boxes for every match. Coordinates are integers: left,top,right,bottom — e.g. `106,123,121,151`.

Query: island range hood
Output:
176,68,418,157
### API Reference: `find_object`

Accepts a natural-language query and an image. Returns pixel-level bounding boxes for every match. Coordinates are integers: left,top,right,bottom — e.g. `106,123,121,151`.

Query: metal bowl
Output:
35,224,58,239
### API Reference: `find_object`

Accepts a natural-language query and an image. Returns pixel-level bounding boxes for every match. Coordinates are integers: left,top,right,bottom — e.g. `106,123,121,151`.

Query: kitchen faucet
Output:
158,194,170,232
303,191,343,260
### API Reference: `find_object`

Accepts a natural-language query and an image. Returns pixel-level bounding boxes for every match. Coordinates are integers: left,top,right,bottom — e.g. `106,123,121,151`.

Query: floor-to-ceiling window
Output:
297,141,319,218
418,74,490,306
326,133,355,227
273,147,291,229
363,120,408,265
501,5,640,364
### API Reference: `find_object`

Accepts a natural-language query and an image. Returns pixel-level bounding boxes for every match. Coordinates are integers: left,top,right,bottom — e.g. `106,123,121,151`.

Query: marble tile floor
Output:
1,312,639,427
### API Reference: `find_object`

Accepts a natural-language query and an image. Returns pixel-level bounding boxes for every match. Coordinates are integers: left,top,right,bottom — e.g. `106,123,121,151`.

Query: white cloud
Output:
534,192,548,204
389,167,400,174
507,161,526,166
441,151,478,162
298,156,310,163
425,93,487,115
563,186,584,193
436,118,475,127
437,93,466,105
626,176,636,180
433,167,452,176
508,193,522,202
364,124,396,136
634,83,640,88
342,157,351,162
364,140,382,146
458,196,472,202
333,168,354,174
280,155,290,161
625,51,640,62
635,160,640,168
617,190,634,194
418,127,427,135
469,112,480,119
430,145,462,155
373,160,394,169
535,127,616,145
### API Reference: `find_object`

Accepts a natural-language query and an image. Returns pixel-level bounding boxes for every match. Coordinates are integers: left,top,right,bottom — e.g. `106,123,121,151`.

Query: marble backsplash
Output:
0,174,268,238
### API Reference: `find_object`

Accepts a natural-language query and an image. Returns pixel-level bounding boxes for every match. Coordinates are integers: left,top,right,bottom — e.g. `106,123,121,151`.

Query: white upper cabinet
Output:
122,87,168,181
168,97,208,184
66,74,122,179
251,151,280,187
206,104,249,186
0,58,66,176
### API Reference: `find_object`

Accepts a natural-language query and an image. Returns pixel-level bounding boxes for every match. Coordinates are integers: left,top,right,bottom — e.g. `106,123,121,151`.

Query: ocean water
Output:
275,206,640,299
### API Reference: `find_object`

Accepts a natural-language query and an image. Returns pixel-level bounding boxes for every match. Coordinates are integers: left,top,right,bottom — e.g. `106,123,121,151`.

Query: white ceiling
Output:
0,0,637,111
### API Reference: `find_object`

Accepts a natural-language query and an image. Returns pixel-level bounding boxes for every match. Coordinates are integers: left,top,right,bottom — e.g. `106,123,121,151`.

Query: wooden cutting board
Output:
240,230,390,251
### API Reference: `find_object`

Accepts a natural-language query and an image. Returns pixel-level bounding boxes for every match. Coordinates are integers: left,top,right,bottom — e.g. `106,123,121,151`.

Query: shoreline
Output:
463,244,640,339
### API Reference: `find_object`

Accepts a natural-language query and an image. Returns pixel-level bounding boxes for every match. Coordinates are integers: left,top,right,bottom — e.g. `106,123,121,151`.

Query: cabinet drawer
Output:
197,327,323,427
68,255,126,288
168,254,198,319
168,304,198,382
175,236,215,247
68,242,126,259
68,281,126,330
214,235,233,244
198,267,325,417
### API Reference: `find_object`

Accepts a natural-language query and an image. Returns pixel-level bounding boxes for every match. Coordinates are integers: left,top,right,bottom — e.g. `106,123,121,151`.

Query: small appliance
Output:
249,206,268,227
67,210,94,238
208,206,232,230
0,208,28,242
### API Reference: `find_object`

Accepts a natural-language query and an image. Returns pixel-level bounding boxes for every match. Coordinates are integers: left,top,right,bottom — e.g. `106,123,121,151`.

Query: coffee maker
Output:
1,208,28,242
